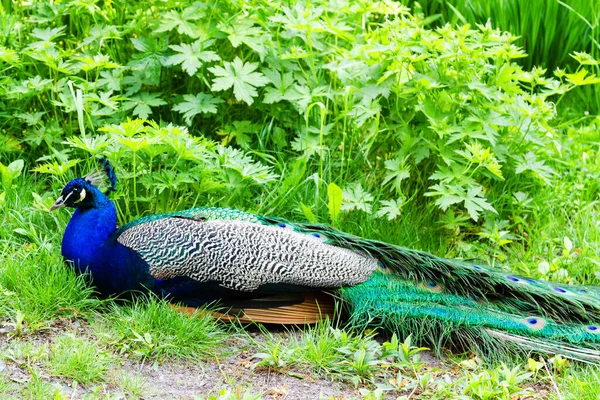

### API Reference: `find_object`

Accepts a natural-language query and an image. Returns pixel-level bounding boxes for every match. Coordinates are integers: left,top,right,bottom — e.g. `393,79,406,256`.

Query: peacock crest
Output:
83,158,117,196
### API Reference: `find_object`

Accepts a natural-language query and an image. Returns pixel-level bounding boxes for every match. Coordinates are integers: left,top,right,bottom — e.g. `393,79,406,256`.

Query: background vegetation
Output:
1,0,600,398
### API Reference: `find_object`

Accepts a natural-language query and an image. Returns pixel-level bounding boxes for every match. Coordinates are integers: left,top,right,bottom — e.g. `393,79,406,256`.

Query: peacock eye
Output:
420,280,444,293
586,325,599,333
522,316,547,331
73,188,86,203
552,287,575,296
276,223,294,231
309,232,328,242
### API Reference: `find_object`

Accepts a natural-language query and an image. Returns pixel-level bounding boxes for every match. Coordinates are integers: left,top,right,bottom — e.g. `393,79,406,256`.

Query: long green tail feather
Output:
120,207,600,360
258,219,600,324
342,272,600,362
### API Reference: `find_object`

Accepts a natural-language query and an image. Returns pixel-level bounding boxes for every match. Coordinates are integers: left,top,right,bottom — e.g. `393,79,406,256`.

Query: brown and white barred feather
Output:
117,218,378,291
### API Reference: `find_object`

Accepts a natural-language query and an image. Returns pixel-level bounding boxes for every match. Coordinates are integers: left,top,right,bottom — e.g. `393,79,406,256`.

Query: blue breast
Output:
62,203,155,297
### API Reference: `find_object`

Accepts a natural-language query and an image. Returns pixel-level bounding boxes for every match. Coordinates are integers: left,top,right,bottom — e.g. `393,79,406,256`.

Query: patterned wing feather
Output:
116,217,377,291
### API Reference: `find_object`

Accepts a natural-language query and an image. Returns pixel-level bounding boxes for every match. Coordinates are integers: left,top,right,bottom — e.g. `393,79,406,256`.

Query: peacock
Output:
51,159,600,362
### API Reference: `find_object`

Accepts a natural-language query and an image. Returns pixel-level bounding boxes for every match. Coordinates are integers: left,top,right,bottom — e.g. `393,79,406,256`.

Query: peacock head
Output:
51,178,100,210
51,158,117,211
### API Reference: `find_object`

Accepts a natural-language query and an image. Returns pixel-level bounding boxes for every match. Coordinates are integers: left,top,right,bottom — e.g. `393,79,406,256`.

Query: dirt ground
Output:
0,321,552,399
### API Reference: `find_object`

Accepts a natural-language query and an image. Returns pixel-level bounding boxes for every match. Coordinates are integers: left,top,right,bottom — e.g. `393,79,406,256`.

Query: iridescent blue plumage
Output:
56,178,154,295
52,160,600,362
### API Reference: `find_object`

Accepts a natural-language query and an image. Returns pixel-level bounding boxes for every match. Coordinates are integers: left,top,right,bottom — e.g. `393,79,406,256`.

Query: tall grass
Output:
407,0,600,113
413,0,599,72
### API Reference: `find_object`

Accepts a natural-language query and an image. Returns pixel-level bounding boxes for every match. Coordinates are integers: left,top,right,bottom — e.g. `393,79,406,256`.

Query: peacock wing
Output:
115,216,378,292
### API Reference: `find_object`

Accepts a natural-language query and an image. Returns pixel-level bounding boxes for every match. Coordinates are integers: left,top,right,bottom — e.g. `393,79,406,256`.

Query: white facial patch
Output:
74,188,86,203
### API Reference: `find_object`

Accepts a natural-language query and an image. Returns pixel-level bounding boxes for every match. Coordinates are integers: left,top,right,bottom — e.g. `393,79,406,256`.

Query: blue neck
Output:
62,200,117,276
61,189,155,296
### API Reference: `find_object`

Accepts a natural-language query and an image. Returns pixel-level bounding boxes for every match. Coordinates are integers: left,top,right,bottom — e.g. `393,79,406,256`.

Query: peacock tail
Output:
51,160,600,363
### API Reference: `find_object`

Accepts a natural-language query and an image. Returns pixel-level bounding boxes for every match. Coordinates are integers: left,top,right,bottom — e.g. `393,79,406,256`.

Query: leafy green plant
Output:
252,340,295,370
3,0,598,232
459,363,533,400
409,0,599,73
34,119,278,217
0,159,24,189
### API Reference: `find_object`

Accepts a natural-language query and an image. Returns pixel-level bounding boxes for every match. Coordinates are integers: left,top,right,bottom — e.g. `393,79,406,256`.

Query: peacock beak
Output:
50,195,66,211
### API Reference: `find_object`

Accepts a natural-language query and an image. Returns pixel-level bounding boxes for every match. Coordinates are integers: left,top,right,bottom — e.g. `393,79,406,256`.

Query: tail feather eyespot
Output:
586,325,600,334
420,281,444,293
276,223,295,231
309,232,328,242
522,316,547,331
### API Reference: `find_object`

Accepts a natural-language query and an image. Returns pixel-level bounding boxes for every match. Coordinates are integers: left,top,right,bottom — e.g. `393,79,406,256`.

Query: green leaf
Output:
327,182,343,222
341,183,373,213
219,18,269,59
263,70,295,104
514,152,555,184
32,160,80,177
217,120,259,149
211,146,278,185
30,26,66,43
456,142,504,180
165,40,220,76
463,186,497,221
375,198,405,220
538,261,550,275
123,92,167,119
565,69,600,86
382,157,410,194
209,58,270,105
76,54,120,72
63,135,109,155
571,51,599,66
285,84,332,113
0,46,19,64
127,36,169,86
15,112,45,127
173,93,223,125
563,236,573,252
117,136,153,152
300,203,317,223
154,4,207,37
0,159,24,187
425,183,464,210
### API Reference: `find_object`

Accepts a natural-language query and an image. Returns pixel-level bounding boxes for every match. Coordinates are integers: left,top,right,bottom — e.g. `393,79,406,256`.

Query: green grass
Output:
0,245,98,326
555,365,600,399
95,298,227,361
48,335,110,384
113,372,149,399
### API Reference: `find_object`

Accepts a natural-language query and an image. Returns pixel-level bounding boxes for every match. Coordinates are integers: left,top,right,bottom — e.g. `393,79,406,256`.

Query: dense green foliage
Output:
407,0,600,116
410,0,599,73
2,0,599,241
